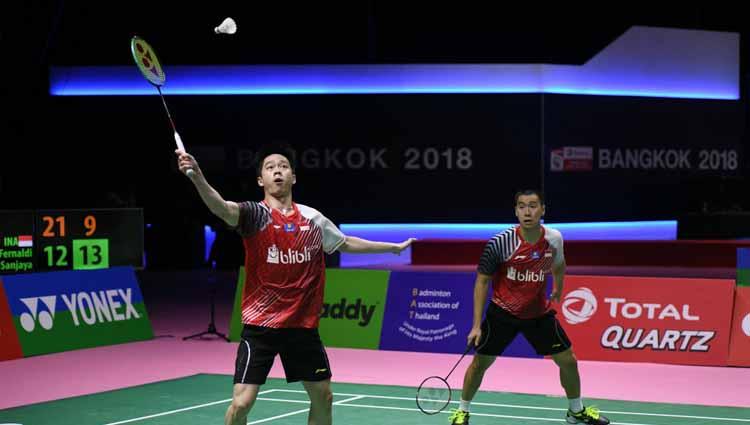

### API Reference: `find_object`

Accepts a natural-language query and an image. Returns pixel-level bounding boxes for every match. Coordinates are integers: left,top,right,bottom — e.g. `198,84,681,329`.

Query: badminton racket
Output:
415,343,474,415
130,35,194,176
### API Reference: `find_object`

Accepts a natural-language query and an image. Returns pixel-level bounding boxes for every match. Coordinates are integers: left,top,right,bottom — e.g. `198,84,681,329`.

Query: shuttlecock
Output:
215,17,237,34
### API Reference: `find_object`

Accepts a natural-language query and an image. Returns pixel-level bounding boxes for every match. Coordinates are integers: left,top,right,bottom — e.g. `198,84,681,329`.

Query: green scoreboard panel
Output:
0,209,143,274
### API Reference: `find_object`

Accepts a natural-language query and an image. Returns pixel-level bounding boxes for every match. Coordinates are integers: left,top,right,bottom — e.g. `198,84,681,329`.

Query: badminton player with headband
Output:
130,36,194,176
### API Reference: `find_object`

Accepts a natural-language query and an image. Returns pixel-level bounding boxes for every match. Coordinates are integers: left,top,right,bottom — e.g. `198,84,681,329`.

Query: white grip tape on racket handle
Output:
174,132,195,177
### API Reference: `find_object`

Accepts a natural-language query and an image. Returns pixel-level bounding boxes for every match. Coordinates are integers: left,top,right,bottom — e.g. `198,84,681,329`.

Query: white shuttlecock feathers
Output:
215,17,237,34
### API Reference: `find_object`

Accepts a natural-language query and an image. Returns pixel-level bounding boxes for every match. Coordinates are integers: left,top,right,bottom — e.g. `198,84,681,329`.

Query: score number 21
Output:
42,215,100,267
42,215,97,237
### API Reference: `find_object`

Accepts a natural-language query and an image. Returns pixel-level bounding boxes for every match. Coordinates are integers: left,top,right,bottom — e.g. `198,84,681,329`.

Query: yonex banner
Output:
559,275,734,366
2,267,153,356
728,286,750,366
0,277,23,360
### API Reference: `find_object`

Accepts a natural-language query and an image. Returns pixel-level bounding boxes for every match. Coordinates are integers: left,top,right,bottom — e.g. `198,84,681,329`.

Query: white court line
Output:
271,389,750,423
247,408,310,424
334,403,663,425
256,397,309,404
99,386,750,424
247,394,364,424
335,396,366,405
100,389,278,425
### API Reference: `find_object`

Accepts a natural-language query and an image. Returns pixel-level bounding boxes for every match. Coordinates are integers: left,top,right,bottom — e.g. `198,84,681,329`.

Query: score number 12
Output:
41,215,108,269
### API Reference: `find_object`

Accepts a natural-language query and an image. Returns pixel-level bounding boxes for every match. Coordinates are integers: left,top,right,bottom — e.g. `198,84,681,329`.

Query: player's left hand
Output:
392,238,417,254
550,288,562,303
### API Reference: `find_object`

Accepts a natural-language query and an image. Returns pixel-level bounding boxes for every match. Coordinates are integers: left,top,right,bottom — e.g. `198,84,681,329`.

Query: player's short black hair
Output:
255,142,297,177
514,189,545,205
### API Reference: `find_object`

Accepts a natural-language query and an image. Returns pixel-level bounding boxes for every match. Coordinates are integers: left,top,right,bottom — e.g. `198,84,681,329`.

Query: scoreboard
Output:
0,209,143,274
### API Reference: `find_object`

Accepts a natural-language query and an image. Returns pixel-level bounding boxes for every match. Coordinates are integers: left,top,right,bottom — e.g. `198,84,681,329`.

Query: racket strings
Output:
416,376,452,415
415,345,473,415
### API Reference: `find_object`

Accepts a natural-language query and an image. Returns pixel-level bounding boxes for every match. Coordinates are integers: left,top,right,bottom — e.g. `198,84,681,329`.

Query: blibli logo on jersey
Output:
267,245,280,264
284,223,296,232
506,267,545,283
531,252,540,260
266,244,312,265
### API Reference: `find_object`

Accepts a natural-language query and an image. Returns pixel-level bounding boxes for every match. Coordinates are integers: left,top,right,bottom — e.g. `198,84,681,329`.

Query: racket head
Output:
415,375,452,415
130,36,166,86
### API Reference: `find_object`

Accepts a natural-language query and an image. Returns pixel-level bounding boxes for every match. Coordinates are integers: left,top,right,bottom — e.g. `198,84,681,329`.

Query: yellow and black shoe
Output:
448,408,470,424
566,406,610,424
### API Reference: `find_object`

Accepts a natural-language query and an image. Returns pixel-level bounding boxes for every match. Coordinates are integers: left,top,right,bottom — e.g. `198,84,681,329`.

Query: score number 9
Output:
42,214,98,267
42,215,97,237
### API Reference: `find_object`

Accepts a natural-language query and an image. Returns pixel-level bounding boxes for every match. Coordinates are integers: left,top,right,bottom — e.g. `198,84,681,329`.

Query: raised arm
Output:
337,236,416,254
176,149,240,226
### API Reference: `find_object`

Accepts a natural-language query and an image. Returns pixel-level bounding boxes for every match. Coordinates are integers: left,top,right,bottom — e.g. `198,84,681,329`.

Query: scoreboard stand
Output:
183,262,230,342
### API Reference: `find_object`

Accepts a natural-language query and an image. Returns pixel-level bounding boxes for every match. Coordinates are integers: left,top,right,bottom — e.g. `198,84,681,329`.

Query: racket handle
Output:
174,131,195,177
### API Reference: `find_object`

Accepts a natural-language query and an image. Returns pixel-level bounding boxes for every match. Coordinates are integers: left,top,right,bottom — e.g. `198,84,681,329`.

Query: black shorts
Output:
233,325,332,385
476,302,572,356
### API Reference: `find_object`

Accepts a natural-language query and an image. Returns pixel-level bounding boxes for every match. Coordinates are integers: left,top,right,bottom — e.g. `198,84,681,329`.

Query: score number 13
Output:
42,215,106,269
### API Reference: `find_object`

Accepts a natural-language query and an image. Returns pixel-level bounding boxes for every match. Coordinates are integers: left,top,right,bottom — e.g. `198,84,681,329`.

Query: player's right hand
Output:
467,326,482,347
175,149,202,178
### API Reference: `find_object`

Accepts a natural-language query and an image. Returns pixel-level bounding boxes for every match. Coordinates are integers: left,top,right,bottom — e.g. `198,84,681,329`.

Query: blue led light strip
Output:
49,27,739,99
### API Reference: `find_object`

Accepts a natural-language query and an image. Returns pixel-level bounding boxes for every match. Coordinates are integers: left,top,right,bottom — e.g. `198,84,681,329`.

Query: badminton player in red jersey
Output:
448,190,609,425
176,142,415,425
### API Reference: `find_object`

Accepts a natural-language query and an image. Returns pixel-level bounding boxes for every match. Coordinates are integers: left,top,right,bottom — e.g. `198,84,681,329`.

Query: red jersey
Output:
236,201,346,328
477,225,564,319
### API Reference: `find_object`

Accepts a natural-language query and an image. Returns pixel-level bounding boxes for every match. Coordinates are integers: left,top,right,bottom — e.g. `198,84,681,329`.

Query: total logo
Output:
266,244,312,265
562,288,702,325
561,287,715,352
506,267,545,283
562,287,598,325
18,289,140,332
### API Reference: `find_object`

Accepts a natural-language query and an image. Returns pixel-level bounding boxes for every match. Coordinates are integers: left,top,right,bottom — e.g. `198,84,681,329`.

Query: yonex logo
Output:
562,287,598,325
19,296,57,332
18,289,140,333
742,313,750,337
